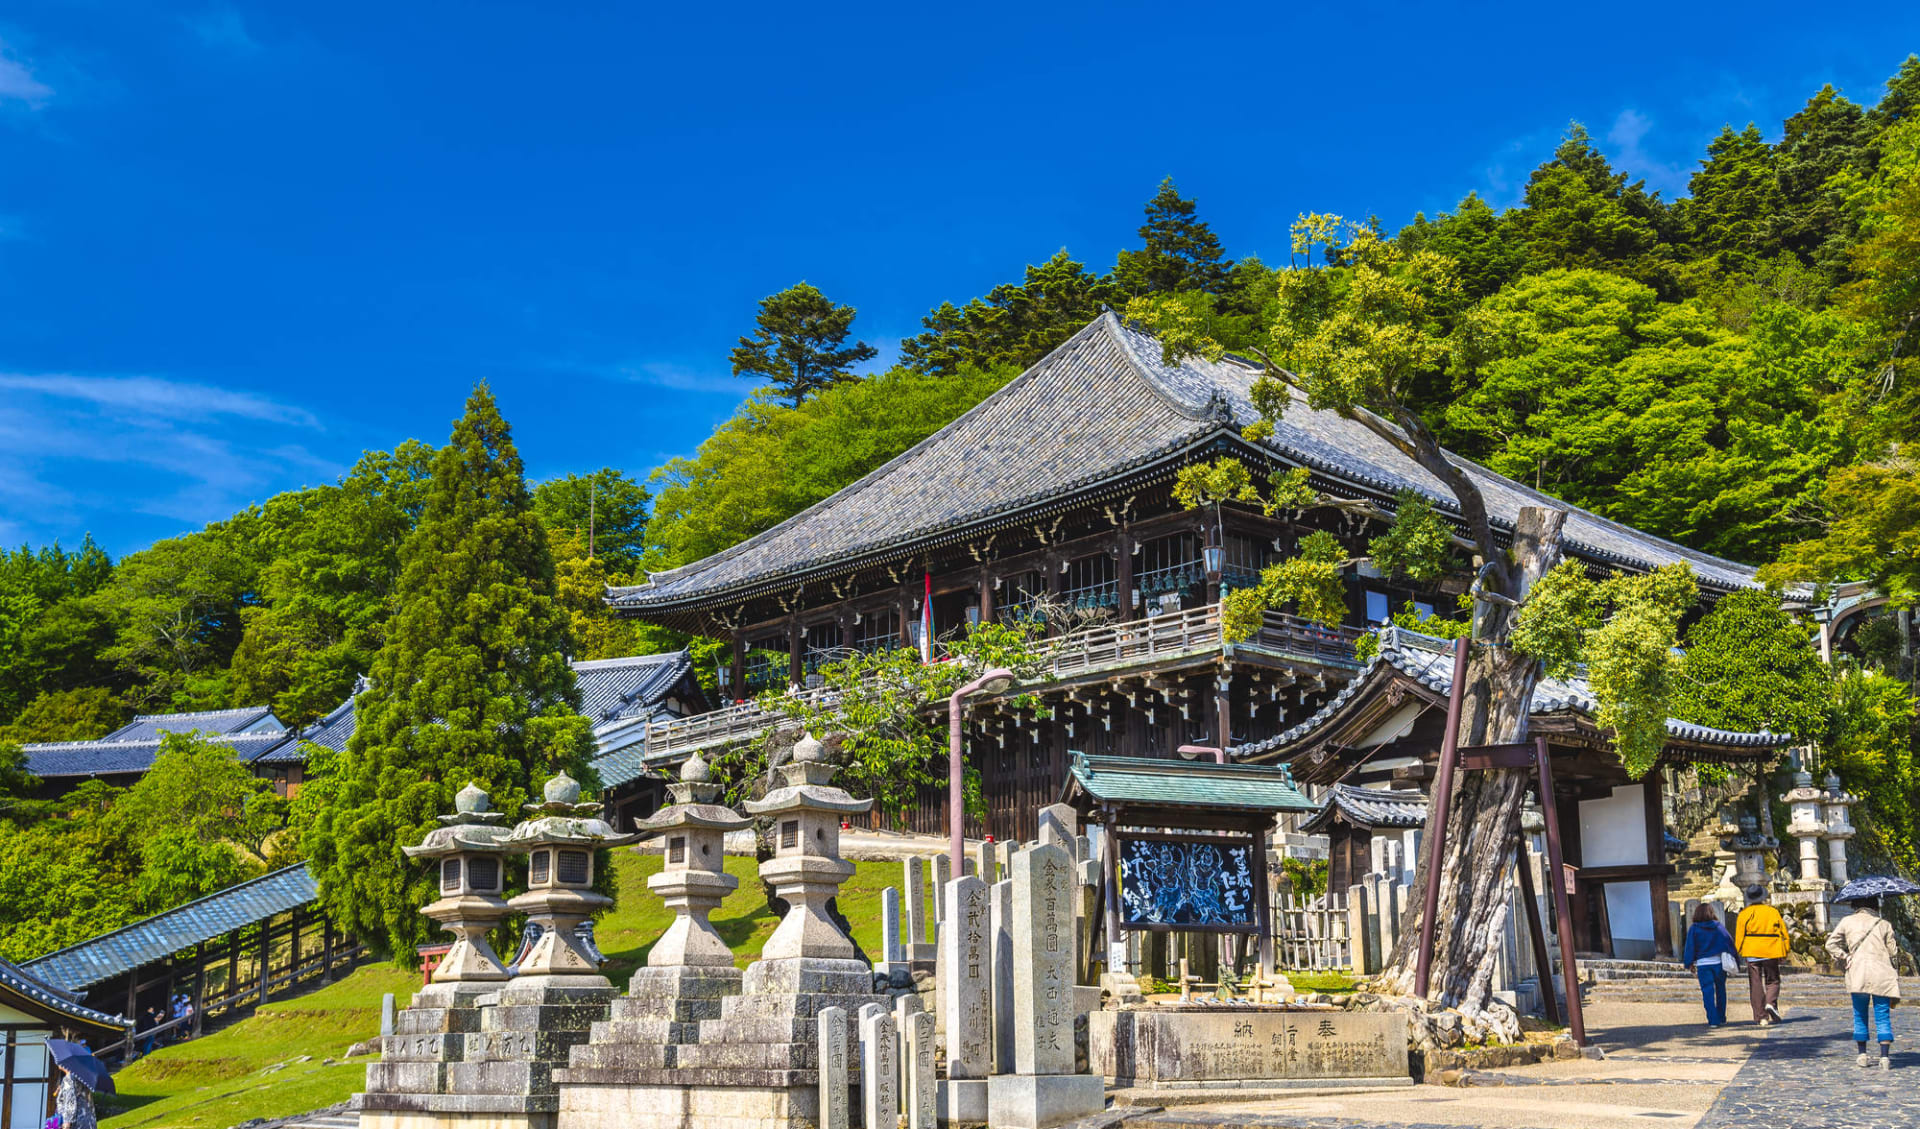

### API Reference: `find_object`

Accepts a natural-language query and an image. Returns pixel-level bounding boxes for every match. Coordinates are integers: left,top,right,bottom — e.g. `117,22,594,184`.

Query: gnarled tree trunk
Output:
1376,506,1565,1017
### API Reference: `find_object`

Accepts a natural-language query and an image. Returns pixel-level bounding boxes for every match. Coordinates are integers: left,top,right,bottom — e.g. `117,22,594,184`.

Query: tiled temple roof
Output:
1299,784,1429,834
0,958,131,1032
23,731,292,779
103,706,281,741
609,313,1761,622
25,864,318,993
1238,627,1787,762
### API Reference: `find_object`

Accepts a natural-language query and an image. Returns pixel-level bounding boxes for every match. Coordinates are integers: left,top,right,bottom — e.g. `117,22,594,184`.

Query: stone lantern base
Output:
358,979,616,1129
555,957,887,1129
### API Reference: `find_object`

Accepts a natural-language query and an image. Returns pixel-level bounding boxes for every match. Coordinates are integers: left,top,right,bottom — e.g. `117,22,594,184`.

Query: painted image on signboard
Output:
1117,837,1256,929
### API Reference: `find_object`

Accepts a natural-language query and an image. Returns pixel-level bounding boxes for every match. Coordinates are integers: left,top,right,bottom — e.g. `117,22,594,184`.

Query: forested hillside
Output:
2,59,1918,957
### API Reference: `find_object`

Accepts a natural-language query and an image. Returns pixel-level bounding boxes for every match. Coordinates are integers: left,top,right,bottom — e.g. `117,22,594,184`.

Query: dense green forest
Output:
3,59,1919,958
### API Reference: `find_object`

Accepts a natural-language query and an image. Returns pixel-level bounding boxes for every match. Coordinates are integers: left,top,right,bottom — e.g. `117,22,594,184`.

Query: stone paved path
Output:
1696,1006,1917,1129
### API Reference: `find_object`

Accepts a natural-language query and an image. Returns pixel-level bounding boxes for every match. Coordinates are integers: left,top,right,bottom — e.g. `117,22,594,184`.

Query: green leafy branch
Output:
1511,562,1697,776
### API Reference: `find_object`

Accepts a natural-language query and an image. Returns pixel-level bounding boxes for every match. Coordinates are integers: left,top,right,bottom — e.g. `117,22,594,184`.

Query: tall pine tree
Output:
1113,178,1234,296
303,386,595,957
729,282,879,406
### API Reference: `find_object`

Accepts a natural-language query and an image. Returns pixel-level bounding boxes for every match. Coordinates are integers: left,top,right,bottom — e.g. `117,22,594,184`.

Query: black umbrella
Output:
1834,876,1920,903
45,1039,114,1096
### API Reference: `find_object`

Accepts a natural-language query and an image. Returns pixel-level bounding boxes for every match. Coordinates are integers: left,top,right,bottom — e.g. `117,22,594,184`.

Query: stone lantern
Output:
1781,768,1829,889
1722,812,1778,893
633,750,750,971
401,781,516,983
1822,771,1858,887
743,733,874,962
505,770,640,984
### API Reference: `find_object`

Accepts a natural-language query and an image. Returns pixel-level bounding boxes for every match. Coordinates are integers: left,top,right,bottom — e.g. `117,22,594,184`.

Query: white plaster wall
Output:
1580,784,1654,953
1579,784,1648,867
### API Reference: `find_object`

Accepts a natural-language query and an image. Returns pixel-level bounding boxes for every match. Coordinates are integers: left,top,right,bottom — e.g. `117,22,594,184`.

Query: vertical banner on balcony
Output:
920,571,934,664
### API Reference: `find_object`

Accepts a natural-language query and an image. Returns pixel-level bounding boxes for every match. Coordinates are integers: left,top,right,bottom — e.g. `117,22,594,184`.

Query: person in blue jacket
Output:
1682,902,1741,1026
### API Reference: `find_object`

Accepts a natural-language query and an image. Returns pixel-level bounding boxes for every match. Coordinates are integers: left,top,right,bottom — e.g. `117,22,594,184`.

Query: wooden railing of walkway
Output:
94,905,365,1063
641,603,1362,763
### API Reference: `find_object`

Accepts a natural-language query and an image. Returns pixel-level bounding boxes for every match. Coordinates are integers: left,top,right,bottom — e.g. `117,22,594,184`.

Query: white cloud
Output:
185,7,262,55
0,370,338,541
0,372,320,427
0,39,52,108
1606,108,1692,197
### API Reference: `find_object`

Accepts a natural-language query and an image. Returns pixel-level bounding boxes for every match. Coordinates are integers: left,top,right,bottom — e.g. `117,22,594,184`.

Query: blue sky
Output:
1,2,1915,556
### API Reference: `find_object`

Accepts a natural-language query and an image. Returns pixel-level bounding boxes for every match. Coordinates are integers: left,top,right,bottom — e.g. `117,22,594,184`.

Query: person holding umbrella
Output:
46,1039,114,1129
1825,876,1918,1071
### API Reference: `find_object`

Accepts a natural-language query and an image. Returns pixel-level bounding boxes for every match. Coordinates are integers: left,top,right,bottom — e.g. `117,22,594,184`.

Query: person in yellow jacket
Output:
1735,884,1790,1025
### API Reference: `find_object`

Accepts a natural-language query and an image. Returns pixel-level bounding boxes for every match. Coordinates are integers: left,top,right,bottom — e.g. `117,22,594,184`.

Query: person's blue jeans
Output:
1852,993,1894,1043
1697,964,1727,1025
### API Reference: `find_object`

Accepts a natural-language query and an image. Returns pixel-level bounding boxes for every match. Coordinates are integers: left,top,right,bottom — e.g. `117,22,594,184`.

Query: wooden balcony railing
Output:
640,604,1362,763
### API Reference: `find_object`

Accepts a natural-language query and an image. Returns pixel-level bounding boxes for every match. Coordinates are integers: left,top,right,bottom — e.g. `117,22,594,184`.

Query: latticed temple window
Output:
440,857,461,893
558,850,590,885
530,849,551,885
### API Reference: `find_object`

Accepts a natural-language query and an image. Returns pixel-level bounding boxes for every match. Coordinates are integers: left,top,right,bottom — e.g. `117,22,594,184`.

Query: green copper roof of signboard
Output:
1063,750,1315,813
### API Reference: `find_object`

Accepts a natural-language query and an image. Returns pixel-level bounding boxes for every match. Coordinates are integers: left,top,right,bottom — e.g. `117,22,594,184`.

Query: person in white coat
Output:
1825,895,1905,1070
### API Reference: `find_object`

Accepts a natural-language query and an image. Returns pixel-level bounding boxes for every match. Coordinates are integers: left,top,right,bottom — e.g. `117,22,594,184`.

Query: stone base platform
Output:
986,1073,1107,1129
936,1077,987,1125
356,1093,557,1129
1105,1076,1414,1107
557,1079,819,1129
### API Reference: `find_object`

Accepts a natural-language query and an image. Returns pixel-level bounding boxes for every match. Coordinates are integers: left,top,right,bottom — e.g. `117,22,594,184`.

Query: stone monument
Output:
937,874,992,1125
986,843,1105,1129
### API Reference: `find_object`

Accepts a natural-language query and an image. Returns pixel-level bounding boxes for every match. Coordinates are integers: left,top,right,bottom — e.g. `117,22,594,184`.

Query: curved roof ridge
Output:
620,314,1123,595
570,650,688,670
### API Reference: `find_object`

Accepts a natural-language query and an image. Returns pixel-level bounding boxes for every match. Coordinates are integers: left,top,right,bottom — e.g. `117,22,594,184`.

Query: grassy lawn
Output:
98,963,418,1129
100,851,908,1129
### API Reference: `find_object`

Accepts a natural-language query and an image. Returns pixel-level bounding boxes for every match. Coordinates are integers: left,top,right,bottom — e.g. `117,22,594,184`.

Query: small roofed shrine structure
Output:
1245,627,1791,961
1299,785,1428,892
1,959,129,1129
606,312,1770,841
1062,752,1317,986
399,782,516,983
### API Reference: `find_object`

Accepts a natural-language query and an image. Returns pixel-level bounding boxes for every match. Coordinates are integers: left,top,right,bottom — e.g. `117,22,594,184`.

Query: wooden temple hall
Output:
607,313,1774,845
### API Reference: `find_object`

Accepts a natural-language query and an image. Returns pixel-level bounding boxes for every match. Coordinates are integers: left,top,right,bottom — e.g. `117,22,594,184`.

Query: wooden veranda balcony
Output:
640,603,1363,764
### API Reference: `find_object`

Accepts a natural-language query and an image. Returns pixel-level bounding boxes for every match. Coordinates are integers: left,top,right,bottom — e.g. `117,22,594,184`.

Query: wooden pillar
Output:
729,632,745,703
288,907,303,982
123,969,137,1033
1514,840,1561,1025
1116,534,1135,621
257,920,271,1006
1252,820,1274,973
1214,668,1232,751
1644,773,1673,958
1535,737,1586,1046
787,618,802,687
321,918,336,982
227,929,241,1011
191,943,208,1036
979,572,994,625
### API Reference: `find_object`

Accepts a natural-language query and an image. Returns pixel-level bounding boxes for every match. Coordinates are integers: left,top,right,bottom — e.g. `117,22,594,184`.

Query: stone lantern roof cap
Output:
633,801,751,833
404,781,515,856
743,782,873,817
506,771,643,849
